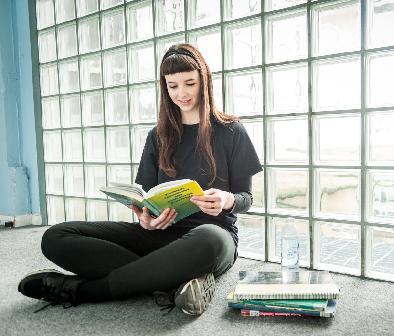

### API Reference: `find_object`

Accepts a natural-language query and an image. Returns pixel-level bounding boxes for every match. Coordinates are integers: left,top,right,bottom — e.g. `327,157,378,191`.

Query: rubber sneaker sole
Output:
174,273,215,315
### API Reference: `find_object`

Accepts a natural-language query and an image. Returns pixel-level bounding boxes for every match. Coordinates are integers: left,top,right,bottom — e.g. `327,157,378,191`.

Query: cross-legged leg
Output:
106,224,236,299
40,221,190,280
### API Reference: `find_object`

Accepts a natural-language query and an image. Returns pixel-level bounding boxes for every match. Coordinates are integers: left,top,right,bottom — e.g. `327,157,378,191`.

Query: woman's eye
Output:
169,86,177,89
187,83,195,86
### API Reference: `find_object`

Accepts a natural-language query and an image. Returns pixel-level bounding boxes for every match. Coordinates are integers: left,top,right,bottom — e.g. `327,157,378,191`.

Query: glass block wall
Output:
34,0,394,281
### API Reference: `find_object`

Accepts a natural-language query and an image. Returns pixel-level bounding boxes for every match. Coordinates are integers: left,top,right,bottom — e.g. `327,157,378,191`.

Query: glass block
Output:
84,128,106,162
156,34,185,78
224,19,262,69
42,97,61,129
188,28,222,72
251,170,264,210
87,200,108,221
367,51,394,108
61,94,81,128
128,42,155,83
105,88,129,125
314,221,360,275
267,116,308,164
313,114,361,165
313,56,360,112
266,63,308,115
62,129,83,162
367,170,394,224
78,16,101,54
225,70,263,116
312,0,360,57
109,201,135,222
40,64,59,96
36,0,55,29
38,29,57,63
155,0,184,36
45,164,64,195
127,0,153,42
80,54,102,91
46,196,65,225
85,165,107,198
367,0,394,48
212,74,223,111
268,168,309,215
315,169,360,220
101,0,123,10
237,214,265,260
188,0,220,29
106,127,130,163
132,164,139,183
265,9,307,63
76,0,98,17
54,0,75,23
366,227,394,280
224,0,261,21
130,84,157,123
243,119,264,163
43,131,62,162
131,125,151,163
266,0,307,11
268,216,310,266
59,59,80,94
103,48,127,87
65,198,86,221
82,91,104,126
107,165,131,184
57,23,77,59
101,9,125,49
64,164,85,197
367,111,394,166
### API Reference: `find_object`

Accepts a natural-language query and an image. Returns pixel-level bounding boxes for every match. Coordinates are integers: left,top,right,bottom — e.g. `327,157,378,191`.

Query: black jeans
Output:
41,221,236,300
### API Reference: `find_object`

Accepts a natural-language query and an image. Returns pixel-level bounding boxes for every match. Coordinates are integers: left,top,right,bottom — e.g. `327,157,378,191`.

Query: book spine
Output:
142,199,161,218
229,303,322,316
235,293,339,300
241,310,306,317
235,299,327,311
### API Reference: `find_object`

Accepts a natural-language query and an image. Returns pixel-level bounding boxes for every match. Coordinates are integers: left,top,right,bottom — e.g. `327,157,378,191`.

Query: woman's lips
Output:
178,99,191,104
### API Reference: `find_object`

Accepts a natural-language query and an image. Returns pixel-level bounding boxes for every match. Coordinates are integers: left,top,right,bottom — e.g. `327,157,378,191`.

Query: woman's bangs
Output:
160,54,198,76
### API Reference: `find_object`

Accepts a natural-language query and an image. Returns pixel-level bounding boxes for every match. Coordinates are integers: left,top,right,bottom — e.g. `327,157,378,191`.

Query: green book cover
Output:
100,179,204,223
227,289,328,311
144,180,204,223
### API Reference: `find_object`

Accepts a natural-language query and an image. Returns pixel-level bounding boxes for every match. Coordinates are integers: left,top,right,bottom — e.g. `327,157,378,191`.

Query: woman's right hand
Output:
131,205,177,230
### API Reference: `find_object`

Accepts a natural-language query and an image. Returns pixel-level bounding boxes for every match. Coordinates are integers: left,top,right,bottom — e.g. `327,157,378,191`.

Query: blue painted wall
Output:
0,0,40,216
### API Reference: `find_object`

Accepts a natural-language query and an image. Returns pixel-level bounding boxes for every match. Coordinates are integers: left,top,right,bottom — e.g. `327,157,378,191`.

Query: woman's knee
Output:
191,224,234,259
41,221,76,260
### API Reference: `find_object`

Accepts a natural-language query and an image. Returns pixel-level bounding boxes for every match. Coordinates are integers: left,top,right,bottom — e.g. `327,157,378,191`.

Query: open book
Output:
100,179,204,223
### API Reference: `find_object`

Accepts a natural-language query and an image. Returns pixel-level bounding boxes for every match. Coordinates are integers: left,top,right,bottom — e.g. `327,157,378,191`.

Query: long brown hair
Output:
158,44,238,184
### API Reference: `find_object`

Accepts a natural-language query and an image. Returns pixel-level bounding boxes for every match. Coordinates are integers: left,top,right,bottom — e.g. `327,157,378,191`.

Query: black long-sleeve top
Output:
135,120,262,246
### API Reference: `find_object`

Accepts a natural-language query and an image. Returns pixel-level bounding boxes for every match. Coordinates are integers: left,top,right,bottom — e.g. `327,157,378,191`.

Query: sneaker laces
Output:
153,290,176,315
33,277,78,313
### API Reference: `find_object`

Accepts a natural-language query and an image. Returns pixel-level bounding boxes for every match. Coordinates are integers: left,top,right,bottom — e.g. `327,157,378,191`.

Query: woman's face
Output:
165,70,200,115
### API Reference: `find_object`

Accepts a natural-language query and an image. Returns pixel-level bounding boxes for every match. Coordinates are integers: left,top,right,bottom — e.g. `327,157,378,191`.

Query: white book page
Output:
108,182,146,198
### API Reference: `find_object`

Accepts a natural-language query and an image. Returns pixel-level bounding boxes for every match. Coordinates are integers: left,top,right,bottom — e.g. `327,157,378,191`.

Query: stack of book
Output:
227,270,340,318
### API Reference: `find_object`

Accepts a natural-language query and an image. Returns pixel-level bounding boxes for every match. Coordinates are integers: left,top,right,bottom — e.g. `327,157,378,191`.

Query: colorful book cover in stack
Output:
228,270,340,318
100,179,204,223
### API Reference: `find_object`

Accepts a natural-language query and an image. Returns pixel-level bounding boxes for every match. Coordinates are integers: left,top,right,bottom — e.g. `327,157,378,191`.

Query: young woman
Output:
18,44,262,315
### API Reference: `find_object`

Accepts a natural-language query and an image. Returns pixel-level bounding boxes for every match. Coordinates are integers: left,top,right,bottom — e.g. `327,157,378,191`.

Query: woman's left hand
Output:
190,188,234,216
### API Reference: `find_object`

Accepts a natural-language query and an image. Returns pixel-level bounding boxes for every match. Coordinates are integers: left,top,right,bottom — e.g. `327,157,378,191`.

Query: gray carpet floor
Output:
1,225,393,336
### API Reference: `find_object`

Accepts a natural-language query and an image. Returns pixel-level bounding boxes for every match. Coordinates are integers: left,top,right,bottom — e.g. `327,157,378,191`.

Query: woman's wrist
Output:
223,191,235,210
